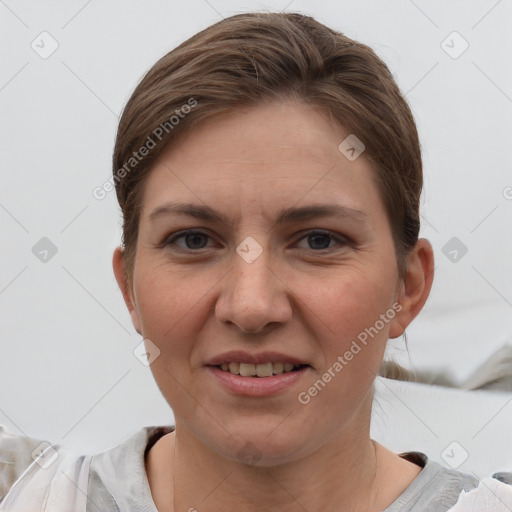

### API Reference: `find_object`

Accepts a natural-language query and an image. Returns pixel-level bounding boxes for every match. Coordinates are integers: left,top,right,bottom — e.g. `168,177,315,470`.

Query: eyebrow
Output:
147,201,368,228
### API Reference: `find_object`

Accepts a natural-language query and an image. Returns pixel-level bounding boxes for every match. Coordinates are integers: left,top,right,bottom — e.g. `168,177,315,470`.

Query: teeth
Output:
218,362,302,377
228,362,240,374
256,362,273,377
239,363,256,377
273,362,284,374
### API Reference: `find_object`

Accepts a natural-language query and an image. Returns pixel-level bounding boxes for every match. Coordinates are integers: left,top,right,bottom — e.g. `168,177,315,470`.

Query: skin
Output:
113,98,434,512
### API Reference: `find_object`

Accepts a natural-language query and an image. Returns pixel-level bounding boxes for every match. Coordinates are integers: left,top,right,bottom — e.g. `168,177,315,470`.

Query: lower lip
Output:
206,366,310,396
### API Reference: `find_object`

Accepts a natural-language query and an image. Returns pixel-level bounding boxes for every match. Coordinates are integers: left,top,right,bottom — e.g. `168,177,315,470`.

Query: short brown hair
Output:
113,12,422,288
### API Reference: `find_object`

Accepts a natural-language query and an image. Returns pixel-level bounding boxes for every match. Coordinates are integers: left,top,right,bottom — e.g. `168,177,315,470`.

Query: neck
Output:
167,421,380,512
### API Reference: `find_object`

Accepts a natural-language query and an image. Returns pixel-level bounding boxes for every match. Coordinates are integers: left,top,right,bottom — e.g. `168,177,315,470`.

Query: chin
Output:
208,422,313,467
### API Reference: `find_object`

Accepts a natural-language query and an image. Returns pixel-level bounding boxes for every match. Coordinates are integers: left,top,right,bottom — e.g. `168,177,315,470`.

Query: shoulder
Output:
0,424,174,509
384,450,512,511
0,424,51,503
87,425,174,509
447,474,512,511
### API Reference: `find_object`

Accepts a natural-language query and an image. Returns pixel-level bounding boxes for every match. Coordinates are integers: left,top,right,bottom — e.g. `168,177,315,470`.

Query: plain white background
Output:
1,0,511,476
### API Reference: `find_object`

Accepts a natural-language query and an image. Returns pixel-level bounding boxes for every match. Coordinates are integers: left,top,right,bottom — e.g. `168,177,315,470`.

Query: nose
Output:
215,248,292,334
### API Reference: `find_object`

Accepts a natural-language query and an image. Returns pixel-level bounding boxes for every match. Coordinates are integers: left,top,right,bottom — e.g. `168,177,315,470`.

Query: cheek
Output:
294,269,396,392
294,274,392,408
298,269,394,338
133,270,209,411
134,266,218,359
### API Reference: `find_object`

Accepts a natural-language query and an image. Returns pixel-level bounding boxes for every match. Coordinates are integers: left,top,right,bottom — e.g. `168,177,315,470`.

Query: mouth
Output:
206,361,311,396
213,362,310,377
204,351,312,395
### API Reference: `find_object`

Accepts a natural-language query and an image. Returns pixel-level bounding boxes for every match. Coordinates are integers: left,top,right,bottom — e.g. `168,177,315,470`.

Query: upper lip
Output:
205,350,310,366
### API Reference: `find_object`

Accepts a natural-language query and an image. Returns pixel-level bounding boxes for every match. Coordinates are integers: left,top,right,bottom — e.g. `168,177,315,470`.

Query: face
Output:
117,99,408,465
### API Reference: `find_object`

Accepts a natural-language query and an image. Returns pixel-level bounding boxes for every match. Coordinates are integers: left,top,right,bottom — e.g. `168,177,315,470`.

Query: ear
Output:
389,238,435,339
112,246,142,335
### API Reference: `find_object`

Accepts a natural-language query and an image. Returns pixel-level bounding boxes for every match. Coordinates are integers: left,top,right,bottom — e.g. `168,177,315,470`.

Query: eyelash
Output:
161,229,352,253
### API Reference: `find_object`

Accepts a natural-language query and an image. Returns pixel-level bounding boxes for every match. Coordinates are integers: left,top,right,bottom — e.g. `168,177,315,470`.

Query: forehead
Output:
160,99,357,166
140,99,383,220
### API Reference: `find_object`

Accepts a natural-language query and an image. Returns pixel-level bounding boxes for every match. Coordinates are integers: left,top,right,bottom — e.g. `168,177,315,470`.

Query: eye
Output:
295,230,349,251
163,230,215,250
161,229,351,252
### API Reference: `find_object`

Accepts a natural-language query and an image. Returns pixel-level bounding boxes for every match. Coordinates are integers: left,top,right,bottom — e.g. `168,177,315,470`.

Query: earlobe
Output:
129,308,142,335
112,246,142,335
388,315,404,339
388,238,435,339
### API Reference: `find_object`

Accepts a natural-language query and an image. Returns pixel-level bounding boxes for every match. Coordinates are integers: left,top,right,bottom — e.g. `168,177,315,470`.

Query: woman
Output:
1,11,511,512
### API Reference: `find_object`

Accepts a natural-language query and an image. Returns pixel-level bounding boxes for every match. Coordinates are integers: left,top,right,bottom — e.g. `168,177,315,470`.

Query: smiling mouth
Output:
213,362,309,377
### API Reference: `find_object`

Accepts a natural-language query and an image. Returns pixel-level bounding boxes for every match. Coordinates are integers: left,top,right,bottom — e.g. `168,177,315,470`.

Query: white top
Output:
1,424,511,511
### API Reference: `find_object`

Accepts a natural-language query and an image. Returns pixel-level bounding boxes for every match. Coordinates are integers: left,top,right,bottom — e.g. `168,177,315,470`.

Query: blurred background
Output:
1,0,511,476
